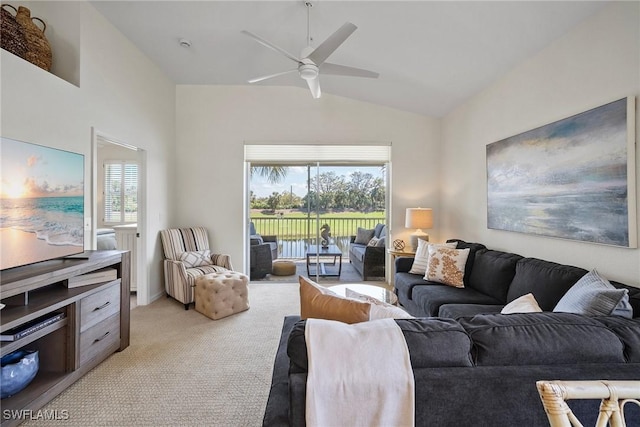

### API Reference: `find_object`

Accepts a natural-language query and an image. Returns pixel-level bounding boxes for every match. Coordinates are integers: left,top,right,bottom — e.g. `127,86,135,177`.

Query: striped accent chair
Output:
160,227,233,310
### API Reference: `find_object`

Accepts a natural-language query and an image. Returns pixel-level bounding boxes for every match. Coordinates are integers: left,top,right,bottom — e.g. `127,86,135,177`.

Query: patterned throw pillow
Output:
425,246,470,288
354,227,375,245
367,237,380,247
553,270,632,318
409,240,457,275
178,250,213,268
501,293,542,314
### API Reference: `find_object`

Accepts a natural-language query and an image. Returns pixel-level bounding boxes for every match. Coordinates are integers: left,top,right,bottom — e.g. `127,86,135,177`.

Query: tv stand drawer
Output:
80,283,120,332
79,313,120,366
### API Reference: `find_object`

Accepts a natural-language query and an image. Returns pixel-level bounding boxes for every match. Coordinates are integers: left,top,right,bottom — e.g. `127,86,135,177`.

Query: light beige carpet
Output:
23,282,301,427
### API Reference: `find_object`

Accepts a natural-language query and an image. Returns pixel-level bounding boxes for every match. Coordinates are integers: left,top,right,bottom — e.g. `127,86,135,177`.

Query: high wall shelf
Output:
0,250,130,427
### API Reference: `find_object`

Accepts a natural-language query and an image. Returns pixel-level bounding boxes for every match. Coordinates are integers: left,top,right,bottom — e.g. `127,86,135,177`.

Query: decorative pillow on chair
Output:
354,227,375,245
178,250,212,268
425,246,470,288
367,237,380,247
553,270,632,318
409,240,457,275
501,293,542,314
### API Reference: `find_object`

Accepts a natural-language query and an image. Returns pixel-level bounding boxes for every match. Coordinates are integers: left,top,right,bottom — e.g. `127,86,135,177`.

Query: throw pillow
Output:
375,237,386,247
178,250,212,268
553,270,632,318
354,227,375,245
409,240,457,275
501,293,542,314
345,288,414,320
299,276,370,324
367,237,380,247
425,246,470,288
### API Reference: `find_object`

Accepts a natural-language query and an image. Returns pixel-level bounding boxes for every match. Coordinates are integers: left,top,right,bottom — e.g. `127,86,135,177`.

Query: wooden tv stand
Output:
0,251,130,427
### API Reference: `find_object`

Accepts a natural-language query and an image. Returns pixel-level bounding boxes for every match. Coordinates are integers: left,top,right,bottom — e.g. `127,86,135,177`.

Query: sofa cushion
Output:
468,249,522,303
426,246,470,288
412,283,502,317
554,270,632,318
349,244,366,262
506,258,587,311
438,304,504,319
446,239,487,286
374,223,386,239
593,316,640,362
287,318,473,371
458,313,626,366
354,227,375,245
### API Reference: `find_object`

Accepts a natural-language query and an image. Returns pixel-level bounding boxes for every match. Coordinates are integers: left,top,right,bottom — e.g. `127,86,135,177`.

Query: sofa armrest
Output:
395,256,414,273
262,235,277,243
211,253,233,270
350,235,356,244
363,245,385,263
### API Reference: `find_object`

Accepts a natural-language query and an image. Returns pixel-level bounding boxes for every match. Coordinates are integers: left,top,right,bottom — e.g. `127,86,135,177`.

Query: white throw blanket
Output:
305,318,415,427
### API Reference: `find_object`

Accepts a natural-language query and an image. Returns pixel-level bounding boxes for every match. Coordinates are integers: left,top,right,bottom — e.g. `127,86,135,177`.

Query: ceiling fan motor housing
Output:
298,63,319,80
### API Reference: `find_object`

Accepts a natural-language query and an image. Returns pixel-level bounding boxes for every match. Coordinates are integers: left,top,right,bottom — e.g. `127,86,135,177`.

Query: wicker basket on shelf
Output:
15,5,51,71
1,4,27,59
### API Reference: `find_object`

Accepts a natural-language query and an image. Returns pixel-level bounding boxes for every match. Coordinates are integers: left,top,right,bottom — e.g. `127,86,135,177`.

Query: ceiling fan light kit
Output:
242,0,379,99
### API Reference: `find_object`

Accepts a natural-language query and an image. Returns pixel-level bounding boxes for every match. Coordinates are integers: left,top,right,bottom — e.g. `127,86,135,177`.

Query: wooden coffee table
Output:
329,284,398,305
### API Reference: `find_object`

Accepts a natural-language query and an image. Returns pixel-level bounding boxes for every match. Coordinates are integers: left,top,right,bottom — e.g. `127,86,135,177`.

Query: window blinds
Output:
244,143,391,164
104,162,138,224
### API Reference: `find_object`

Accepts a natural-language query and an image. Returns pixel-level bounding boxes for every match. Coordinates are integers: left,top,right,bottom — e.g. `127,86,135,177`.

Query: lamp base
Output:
409,230,429,252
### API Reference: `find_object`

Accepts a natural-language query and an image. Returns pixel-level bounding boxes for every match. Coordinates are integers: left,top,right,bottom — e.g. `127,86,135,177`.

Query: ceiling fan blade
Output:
306,77,321,99
241,30,301,64
307,22,357,66
248,69,298,84
320,62,379,79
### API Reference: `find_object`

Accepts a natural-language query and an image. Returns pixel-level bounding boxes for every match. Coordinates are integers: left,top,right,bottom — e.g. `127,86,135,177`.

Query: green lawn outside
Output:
250,210,385,239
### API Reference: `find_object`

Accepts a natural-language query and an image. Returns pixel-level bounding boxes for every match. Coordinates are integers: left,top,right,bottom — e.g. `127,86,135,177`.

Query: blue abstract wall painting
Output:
486,97,636,248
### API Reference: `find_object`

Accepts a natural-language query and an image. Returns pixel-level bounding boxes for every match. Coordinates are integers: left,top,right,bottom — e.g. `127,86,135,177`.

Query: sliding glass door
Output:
246,144,390,282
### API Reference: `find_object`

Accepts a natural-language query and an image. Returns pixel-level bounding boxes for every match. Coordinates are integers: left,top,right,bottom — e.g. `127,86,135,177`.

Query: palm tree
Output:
251,166,288,184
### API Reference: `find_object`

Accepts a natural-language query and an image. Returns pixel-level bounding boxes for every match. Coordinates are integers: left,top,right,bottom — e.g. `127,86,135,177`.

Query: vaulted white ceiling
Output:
91,1,606,117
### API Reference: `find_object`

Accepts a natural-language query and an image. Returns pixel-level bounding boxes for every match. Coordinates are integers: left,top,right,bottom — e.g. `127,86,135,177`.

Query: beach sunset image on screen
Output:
1,137,84,270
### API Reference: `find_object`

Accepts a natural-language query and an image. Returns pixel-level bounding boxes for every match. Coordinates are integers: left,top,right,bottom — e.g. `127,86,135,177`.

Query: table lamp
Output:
405,208,433,252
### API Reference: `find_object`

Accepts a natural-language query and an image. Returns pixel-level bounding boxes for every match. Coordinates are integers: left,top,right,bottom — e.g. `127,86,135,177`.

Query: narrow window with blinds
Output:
104,161,138,224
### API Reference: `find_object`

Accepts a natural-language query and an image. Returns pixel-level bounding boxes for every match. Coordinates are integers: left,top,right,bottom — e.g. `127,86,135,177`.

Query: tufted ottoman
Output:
194,272,249,320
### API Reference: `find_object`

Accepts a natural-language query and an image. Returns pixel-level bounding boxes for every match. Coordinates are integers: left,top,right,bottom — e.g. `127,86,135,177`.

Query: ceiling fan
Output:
242,1,379,99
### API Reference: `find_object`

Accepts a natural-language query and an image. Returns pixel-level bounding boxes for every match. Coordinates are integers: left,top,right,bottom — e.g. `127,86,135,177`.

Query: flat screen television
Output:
1,137,85,270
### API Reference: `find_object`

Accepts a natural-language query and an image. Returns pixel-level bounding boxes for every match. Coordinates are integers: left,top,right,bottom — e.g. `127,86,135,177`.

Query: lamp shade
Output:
405,208,433,230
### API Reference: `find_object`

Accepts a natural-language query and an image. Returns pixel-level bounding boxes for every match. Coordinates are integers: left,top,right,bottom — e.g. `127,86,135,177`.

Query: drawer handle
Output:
93,301,111,311
93,331,110,344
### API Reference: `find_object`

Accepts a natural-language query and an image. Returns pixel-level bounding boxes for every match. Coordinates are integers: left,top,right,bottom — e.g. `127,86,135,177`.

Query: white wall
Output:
441,2,640,286
1,2,176,302
175,85,439,274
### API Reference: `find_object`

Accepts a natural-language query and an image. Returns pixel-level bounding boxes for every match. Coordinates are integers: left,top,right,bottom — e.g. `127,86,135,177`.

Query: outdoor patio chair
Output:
160,227,233,310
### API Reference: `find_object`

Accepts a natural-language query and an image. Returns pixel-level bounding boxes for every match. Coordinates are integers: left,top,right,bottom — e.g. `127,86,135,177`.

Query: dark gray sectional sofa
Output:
262,239,640,426
395,239,640,318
